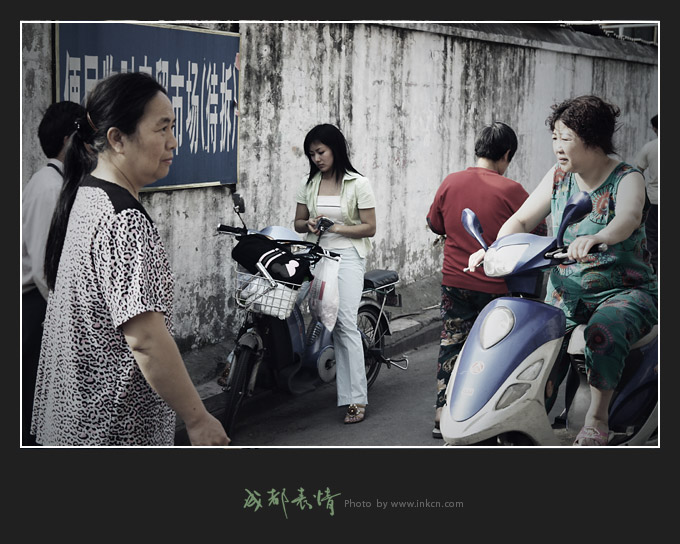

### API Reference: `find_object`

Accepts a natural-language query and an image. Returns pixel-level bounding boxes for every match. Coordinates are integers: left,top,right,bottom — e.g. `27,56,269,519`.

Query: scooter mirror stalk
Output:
225,182,246,214
555,191,591,247
461,208,488,250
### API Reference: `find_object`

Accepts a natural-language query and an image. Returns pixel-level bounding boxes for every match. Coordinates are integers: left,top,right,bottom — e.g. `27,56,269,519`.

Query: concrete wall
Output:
22,24,54,185
21,21,658,358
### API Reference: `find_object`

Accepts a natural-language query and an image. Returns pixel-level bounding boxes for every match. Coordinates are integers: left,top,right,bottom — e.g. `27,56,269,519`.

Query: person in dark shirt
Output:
426,122,542,438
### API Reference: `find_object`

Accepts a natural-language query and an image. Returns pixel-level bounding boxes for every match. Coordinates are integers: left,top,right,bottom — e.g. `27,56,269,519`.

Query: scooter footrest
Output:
385,356,408,370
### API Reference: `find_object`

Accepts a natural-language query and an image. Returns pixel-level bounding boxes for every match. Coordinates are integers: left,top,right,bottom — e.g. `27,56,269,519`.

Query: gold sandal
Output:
344,403,366,424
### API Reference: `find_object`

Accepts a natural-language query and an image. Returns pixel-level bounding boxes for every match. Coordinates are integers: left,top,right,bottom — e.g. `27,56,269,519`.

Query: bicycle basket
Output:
234,267,298,319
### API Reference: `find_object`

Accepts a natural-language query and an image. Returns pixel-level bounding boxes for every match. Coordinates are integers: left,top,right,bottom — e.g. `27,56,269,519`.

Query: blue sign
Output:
56,22,240,190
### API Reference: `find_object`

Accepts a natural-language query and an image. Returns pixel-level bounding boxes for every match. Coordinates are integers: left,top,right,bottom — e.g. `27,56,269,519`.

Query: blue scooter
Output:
440,191,658,446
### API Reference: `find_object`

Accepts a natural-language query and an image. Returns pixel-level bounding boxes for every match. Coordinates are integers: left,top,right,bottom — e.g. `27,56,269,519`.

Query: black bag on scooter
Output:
232,234,311,286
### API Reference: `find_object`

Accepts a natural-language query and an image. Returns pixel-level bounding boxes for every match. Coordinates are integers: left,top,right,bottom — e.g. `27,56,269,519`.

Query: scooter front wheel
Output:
220,345,256,437
357,304,385,388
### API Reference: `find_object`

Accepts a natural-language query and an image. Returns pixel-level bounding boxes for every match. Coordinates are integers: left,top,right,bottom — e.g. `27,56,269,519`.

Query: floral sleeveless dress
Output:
545,162,657,389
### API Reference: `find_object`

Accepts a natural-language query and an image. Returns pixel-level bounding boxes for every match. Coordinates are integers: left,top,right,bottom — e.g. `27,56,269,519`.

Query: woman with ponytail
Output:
32,72,229,446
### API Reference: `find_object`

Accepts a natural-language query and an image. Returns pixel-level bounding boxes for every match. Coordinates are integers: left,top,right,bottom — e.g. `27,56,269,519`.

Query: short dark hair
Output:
546,95,621,155
474,122,518,162
651,114,658,130
38,101,86,158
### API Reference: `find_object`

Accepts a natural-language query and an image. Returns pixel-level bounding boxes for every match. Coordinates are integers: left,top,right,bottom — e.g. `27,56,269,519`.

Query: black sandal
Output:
432,422,442,439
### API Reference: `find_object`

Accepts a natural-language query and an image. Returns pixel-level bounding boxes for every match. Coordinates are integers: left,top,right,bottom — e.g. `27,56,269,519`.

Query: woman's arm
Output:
468,167,554,272
330,207,376,238
293,202,315,234
121,311,230,446
497,167,554,238
294,202,376,238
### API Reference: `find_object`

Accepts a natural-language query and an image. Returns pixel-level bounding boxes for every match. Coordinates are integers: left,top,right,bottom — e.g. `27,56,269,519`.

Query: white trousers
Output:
331,246,368,406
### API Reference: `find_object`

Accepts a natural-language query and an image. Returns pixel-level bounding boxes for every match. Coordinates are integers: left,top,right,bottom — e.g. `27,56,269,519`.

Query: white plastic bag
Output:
308,255,341,331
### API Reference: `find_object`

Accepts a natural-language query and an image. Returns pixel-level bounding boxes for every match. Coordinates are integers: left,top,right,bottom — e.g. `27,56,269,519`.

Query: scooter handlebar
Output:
216,224,340,263
217,224,248,236
549,243,608,260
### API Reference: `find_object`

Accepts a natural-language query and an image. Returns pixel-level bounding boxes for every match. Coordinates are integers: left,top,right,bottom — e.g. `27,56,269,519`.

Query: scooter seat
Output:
568,324,658,355
364,269,399,289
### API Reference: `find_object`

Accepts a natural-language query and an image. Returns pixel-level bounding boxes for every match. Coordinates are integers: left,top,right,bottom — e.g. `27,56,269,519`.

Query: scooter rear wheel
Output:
221,345,256,437
357,304,385,388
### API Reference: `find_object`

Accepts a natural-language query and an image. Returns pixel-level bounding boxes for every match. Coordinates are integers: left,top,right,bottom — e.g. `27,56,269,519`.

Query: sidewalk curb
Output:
384,308,441,359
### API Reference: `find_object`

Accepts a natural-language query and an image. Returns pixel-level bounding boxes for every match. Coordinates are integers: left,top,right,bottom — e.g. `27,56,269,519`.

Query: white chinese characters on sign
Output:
63,52,239,157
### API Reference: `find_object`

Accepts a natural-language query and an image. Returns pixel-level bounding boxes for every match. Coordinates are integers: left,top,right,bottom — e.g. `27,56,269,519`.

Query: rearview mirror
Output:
555,191,591,247
232,193,245,214
461,208,488,250
224,182,245,214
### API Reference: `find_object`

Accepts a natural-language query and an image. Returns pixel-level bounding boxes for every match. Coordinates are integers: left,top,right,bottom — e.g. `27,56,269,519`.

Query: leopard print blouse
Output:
31,176,176,446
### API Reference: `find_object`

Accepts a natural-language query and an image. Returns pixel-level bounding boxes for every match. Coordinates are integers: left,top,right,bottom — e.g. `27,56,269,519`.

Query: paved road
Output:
218,341,443,447
199,339,582,447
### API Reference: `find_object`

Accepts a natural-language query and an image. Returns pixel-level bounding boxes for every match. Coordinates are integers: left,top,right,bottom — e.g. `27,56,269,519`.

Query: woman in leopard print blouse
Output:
31,73,229,447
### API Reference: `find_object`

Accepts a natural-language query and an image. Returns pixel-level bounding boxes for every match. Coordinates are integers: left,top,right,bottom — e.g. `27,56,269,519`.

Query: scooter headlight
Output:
484,244,529,277
479,306,515,349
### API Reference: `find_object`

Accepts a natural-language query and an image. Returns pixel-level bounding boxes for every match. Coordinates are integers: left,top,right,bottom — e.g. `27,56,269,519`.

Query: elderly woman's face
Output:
551,120,587,173
122,91,177,186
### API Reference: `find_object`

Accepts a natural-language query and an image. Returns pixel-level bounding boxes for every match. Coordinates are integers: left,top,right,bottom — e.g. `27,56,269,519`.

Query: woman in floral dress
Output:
469,96,657,445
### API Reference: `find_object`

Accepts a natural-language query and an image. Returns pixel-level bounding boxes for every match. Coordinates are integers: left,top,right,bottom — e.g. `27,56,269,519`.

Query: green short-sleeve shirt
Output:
296,171,376,258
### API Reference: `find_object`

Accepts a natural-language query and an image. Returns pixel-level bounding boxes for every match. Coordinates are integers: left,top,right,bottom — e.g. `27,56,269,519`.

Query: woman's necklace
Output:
111,162,139,199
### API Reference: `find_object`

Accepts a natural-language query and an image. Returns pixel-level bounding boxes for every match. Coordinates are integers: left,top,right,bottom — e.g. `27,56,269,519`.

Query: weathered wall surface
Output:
21,22,658,358
21,24,54,183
